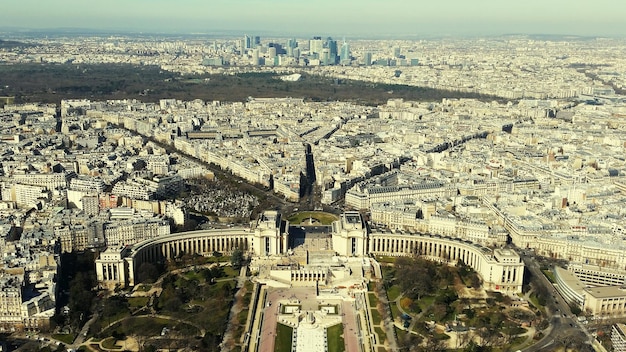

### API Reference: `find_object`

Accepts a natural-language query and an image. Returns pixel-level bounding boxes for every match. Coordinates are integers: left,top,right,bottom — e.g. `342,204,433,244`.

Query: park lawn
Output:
214,280,236,290
274,323,293,352
434,332,451,340
374,326,387,344
183,270,203,281
237,309,248,325
242,290,252,306
395,326,407,342
127,297,149,308
542,269,556,283
418,295,436,311
368,293,379,307
387,285,401,301
136,284,152,292
371,309,383,325
287,211,339,225
223,266,239,278
51,333,75,345
106,316,201,337
375,256,396,264
327,324,345,352
390,302,401,321
233,309,248,338
102,310,132,328
528,293,544,309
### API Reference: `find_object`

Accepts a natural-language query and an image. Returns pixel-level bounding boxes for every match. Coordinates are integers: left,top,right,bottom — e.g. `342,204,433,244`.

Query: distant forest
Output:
0,63,503,105
0,39,34,49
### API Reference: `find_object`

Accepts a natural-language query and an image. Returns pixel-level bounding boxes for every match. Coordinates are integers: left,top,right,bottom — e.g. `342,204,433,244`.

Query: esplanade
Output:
96,210,524,293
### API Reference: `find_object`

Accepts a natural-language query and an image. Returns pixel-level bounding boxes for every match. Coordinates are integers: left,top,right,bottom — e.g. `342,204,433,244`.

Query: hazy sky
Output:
2,0,625,37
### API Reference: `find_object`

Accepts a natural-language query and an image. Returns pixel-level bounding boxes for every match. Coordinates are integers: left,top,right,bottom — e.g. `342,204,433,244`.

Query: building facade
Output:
96,211,524,294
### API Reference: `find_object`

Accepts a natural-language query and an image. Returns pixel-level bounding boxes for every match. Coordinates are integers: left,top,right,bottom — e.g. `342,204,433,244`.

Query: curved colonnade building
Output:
96,211,524,293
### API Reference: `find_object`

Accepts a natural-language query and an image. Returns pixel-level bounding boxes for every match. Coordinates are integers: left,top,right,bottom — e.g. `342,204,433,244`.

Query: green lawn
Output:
390,302,400,321
375,256,396,264
374,326,387,344
327,324,345,352
136,284,152,291
127,297,149,308
542,269,556,283
274,323,293,352
529,293,543,309
387,285,401,301
395,326,407,342
419,296,436,311
434,332,451,340
371,309,383,325
183,270,203,281
102,310,132,328
368,293,379,307
51,333,75,344
287,211,339,225
223,266,240,278
104,316,200,337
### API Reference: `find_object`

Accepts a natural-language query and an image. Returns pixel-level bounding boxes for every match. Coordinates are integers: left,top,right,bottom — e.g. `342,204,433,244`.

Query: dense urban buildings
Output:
0,32,626,351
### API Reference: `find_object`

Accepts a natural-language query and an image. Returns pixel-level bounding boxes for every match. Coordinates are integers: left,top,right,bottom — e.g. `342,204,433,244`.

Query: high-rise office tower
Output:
268,46,277,61
239,39,246,56
244,35,252,49
393,46,401,58
326,37,338,64
364,52,372,66
340,40,350,65
269,43,285,55
322,48,331,65
286,39,297,57
252,49,260,66
309,36,323,55
254,36,261,46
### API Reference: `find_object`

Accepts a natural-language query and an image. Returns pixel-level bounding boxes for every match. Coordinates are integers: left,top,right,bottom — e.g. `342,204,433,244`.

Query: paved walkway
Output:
367,283,398,352
83,336,140,351
220,265,249,351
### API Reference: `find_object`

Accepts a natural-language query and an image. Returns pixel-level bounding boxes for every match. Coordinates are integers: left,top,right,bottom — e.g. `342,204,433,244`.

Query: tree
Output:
398,333,423,352
231,248,245,270
501,320,518,345
137,262,160,284
68,271,96,329
463,341,491,352
102,295,129,318
420,338,447,352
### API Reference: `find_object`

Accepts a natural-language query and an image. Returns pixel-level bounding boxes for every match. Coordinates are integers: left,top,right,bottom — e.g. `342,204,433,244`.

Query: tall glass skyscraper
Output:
364,52,372,66
340,41,350,65
326,37,338,64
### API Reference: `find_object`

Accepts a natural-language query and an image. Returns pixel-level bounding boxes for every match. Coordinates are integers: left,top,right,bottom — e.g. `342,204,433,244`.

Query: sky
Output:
2,0,625,38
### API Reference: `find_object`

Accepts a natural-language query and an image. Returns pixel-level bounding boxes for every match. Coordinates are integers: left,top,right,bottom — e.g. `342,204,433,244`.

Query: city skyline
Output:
2,0,626,38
